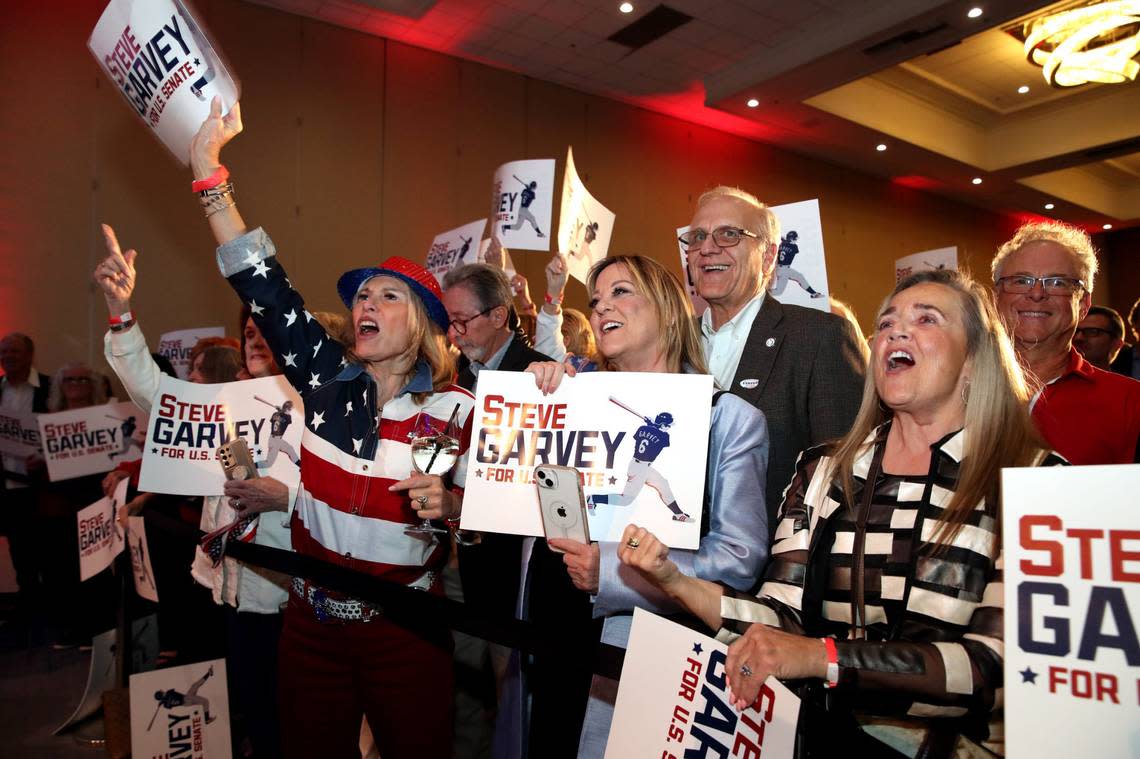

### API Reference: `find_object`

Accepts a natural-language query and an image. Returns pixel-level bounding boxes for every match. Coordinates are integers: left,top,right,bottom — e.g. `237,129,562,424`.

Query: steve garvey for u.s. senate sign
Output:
460,370,713,550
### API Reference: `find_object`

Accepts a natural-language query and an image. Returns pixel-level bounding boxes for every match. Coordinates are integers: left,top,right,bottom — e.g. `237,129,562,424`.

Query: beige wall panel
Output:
1,2,103,372
381,42,462,263
199,0,304,275
291,20,386,315
453,61,526,228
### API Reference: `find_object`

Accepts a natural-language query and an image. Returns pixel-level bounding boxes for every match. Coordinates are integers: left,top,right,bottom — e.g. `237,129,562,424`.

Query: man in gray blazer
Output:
683,187,866,525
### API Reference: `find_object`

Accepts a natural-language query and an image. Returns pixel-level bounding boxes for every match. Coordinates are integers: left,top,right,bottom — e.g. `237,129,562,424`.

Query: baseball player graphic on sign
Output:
502,175,546,237
107,414,143,460
147,665,218,730
770,230,824,298
456,235,474,262
255,397,299,467
588,397,692,522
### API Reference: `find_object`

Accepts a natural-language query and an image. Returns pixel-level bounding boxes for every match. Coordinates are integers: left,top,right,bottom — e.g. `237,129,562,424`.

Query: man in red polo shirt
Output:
992,221,1140,464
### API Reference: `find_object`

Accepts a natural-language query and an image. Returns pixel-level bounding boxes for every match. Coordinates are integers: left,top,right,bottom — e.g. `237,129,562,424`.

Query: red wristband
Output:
108,311,134,326
192,165,229,193
821,637,839,688
544,292,563,305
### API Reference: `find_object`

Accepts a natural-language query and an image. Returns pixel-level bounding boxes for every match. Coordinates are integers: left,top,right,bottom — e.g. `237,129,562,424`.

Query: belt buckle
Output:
311,588,331,623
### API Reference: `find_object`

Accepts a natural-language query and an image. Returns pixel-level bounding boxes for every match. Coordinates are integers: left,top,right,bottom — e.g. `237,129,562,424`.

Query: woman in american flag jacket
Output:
619,270,1064,758
188,99,474,759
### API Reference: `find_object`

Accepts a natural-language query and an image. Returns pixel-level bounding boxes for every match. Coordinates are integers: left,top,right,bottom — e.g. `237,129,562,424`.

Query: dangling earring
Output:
961,378,971,406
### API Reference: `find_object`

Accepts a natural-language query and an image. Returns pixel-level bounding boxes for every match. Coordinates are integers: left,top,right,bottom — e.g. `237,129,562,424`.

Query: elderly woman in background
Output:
185,97,474,759
621,270,1063,758
39,362,113,647
524,254,769,758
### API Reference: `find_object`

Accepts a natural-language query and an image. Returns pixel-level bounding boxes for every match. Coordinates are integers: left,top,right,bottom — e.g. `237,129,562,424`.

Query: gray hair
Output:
442,263,514,311
991,221,1099,291
696,186,780,250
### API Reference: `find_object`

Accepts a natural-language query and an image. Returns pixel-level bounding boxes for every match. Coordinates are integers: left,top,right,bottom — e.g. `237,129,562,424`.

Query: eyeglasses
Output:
678,226,759,251
995,275,1085,296
449,307,495,336
1074,326,1114,339
62,376,93,384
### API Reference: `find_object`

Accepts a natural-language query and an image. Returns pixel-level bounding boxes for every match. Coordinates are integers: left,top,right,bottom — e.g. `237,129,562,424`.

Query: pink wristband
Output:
108,311,134,326
544,292,563,305
192,165,229,193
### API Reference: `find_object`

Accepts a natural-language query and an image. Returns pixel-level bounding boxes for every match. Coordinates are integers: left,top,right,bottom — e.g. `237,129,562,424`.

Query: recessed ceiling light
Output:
967,7,983,19
971,177,983,185
1017,85,1030,94
876,143,888,152
746,98,759,108
1103,223,1113,230
1044,203,1055,210
619,2,634,13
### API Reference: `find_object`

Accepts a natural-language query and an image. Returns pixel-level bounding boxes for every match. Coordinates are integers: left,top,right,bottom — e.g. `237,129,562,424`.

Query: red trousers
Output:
278,597,454,759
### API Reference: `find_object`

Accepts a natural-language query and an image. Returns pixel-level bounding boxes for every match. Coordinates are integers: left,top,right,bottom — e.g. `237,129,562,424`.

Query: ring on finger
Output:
417,495,428,506
739,663,754,678
626,537,640,548
233,499,242,510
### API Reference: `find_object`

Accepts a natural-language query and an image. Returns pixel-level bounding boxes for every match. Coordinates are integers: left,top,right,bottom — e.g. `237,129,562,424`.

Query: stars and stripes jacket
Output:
216,228,474,587
716,423,1064,755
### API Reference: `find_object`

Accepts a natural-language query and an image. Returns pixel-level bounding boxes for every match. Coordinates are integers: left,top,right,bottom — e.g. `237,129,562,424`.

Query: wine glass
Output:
405,409,460,536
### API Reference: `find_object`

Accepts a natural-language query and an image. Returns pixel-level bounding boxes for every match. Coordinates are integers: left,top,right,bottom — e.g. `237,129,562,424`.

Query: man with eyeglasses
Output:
440,263,553,758
0,333,52,609
1074,306,1127,373
682,186,865,527
992,221,1140,464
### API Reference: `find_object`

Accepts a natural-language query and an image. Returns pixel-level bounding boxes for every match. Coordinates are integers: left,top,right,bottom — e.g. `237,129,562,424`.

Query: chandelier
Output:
1023,1,1140,87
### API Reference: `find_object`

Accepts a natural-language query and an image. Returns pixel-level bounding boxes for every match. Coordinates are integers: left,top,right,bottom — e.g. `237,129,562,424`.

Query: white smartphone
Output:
534,464,591,551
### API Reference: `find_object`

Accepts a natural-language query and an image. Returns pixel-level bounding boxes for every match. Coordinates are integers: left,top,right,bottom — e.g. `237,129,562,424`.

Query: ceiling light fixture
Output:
1103,223,1114,229
968,7,984,19
619,2,634,13
1023,1,1140,88
1018,84,1031,93
746,98,759,108
1045,202,1055,209
972,177,983,185
876,143,888,152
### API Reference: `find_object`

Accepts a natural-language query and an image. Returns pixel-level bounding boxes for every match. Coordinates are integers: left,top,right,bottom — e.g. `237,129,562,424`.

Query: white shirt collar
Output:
700,292,765,338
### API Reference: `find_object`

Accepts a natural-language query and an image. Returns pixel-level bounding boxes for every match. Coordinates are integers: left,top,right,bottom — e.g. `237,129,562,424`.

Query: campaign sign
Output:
895,246,958,283
1003,465,1140,757
158,326,226,379
138,375,303,496
676,225,709,318
37,401,148,482
425,219,487,281
492,159,556,251
88,0,240,165
768,200,830,312
0,408,41,458
130,658,232,759
460,370,713,549
128,514,159,602
558,147,616,285
77,477,129,581
606,609,799,759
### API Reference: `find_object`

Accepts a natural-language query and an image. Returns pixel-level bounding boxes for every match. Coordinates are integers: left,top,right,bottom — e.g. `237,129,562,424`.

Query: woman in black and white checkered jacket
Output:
619,270,1064,759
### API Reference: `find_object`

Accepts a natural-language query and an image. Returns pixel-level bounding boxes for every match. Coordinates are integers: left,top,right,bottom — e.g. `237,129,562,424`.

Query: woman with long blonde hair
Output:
620,269,1062,758
524,254,769,758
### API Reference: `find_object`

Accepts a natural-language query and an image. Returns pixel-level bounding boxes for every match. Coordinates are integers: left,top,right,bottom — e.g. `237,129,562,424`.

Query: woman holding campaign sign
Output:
620,270,1066,758
525,254,770,758
96,224,292,757
186,97,474,759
